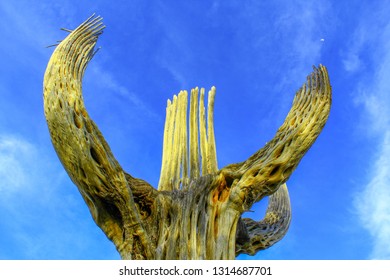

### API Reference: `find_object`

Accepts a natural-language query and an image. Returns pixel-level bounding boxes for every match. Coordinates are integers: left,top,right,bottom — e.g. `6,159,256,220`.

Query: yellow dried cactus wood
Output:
43,15,331,260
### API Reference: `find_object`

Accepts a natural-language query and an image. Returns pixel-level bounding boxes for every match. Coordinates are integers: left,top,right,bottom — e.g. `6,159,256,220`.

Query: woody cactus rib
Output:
158,87,217,191
43,15,331,260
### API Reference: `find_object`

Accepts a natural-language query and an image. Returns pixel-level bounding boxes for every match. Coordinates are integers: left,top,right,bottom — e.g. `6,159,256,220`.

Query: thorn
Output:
60,28,73,33
46,43,59,48
90,46,102,59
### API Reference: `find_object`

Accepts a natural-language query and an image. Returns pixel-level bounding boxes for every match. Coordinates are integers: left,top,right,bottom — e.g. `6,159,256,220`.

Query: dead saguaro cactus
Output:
43,15,331,260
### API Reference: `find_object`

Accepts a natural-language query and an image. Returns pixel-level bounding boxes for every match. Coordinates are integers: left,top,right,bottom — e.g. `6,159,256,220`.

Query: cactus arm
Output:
235,184,291,255
223,65,331,210
43,15,155,259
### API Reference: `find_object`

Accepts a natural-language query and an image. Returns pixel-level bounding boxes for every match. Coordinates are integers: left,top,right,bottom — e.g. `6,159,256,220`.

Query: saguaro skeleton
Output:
43,15,331,259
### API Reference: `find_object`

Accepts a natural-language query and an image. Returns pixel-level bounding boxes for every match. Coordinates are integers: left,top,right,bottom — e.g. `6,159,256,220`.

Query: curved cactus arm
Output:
235,183,291,256
224,65,331,210
43,15,154,259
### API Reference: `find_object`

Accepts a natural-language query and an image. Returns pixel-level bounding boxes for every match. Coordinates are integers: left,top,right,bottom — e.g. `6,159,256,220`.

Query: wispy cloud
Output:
88,64,160,120
151,0,333,128
0,135,57,198
0,134,118,259
343,52,363,73
0,134,56,258
0,1,76,58
354,133,390,259
351,10,390,259
341,27,367,73
0,135,33,193
274,1,329,66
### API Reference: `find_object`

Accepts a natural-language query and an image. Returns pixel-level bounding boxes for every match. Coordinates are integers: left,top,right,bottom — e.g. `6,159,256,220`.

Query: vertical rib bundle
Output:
158,87,218,191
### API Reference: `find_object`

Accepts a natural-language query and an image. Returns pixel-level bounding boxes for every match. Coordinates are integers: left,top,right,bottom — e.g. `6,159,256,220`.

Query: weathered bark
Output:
43,15,331,259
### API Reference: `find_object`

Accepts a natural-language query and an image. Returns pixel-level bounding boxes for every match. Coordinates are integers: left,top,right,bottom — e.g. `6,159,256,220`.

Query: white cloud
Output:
0,1,71,58
343,52,362,73
352,11,390,259
341,27,367,73
0,135,37,194
355,91,389,134
0,134,64,200
0,134,118,259
355,132,390,259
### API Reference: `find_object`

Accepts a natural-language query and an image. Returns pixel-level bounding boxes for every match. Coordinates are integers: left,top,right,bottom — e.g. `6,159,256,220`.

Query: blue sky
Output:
0,0,389,260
